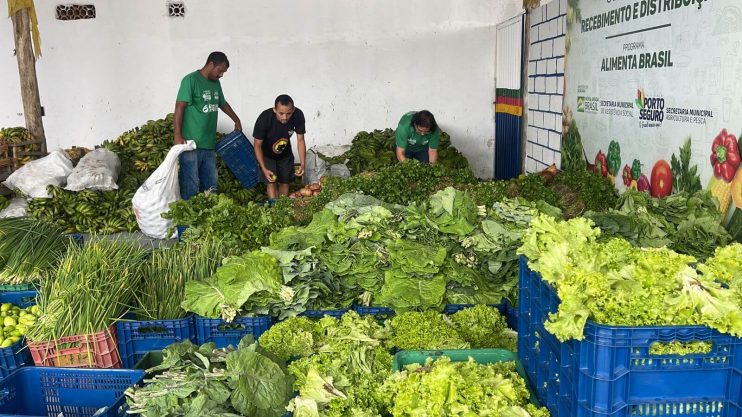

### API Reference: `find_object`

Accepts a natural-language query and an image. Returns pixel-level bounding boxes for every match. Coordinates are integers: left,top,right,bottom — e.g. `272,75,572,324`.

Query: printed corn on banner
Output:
561,0,742,224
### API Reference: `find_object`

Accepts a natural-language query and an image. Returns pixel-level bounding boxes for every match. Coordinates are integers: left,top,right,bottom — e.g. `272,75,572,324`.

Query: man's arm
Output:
396,146,407,162
428,148,438,164
220,102,242,132
173,101,188,145
427,128,441,164
254,138,275,182
296,134,306,176
395,115,410,163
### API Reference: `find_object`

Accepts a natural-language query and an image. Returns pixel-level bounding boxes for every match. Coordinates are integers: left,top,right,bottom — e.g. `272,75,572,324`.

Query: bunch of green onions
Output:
0,218,71,285
135,239,230,320
26,238,145,342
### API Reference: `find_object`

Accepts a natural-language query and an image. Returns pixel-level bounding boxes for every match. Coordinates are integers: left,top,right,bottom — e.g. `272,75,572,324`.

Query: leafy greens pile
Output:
255,308,525,417
181,189,560,320
386,307,516,352
584,190,732,261
163,192,294,253
125,337,293,417
382,358,549,417
277,312,394,417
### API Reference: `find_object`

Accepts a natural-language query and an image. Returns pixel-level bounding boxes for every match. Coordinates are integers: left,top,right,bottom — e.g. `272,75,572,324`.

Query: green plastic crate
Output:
392,349,540,406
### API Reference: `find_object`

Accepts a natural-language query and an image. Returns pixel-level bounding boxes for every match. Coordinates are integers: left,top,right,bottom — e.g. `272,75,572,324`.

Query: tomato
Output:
650,160,673,197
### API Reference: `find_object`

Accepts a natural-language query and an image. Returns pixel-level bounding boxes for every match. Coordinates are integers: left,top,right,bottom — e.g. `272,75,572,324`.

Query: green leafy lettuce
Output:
181,251,282,321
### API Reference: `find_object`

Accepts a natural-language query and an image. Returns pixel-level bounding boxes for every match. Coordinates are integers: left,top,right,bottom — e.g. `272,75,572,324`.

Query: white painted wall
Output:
0,0,522,178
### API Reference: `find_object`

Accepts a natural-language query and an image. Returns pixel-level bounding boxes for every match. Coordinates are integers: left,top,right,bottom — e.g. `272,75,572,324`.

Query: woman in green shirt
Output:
394,110,441,164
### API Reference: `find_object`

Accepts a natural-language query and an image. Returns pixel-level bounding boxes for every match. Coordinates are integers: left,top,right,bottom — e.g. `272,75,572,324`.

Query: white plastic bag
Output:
65,148,121,191
0,197,28,218
132,141,196,239
304,145,351,184
3,150,73,198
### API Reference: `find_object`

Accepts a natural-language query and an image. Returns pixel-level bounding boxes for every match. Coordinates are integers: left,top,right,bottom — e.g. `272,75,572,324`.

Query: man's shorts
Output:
260,155,295,184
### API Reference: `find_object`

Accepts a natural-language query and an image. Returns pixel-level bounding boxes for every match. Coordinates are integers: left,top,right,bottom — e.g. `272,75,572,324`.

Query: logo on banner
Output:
577,96,599,114
636,89,664,128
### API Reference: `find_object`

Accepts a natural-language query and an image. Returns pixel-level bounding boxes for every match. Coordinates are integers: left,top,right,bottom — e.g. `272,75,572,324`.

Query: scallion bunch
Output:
135,239,230,320
26,238,145,342
0,218,71,284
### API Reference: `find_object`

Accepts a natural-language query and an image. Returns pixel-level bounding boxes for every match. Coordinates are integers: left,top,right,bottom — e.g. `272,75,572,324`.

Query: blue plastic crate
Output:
517,256,742,417
216,131,259,189
300,308,350,319
195,315,271,348
176,225,188,242
0,283,36,292
0,339,31,380
68,233,84,247
0,290,37,309
0,367,144,417
117,315,197,368
353,306,395,320
444,301,518,330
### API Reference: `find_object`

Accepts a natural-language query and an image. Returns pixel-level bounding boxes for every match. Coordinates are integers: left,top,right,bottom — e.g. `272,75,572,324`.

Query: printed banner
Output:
562,0,742,224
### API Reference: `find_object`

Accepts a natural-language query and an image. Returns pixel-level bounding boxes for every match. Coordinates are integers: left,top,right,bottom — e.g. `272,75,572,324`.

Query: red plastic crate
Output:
28,325,121,369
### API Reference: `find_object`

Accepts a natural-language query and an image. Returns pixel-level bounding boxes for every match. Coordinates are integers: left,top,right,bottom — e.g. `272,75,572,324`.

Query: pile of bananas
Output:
27,186,137,234
0,127,41,167
217,158,266,204
320,129,469,175
25,116,175,234
63,147,91,166
27,115,264,234
102,114,175,191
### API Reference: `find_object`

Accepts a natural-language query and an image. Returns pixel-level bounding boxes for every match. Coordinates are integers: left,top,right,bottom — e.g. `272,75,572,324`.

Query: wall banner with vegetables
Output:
561,0,742,227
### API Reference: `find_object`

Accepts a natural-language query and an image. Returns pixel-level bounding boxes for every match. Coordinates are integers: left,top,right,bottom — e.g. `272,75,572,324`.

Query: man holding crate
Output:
173,51,242,200
253,94,307,201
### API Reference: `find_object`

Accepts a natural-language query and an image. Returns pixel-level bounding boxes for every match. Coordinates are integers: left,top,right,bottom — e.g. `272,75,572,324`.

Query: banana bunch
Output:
216,158,265,204
0,195,8,211
64,147,91,166
27,186,137,234
0,127,40,166
318,129,397,175
102,114,175,190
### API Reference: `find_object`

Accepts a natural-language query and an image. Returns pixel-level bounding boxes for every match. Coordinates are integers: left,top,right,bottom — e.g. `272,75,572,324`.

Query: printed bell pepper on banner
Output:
622,164,632,187
631,159,642,180
607,141,621,176
594,151,608,177
710,129,740,182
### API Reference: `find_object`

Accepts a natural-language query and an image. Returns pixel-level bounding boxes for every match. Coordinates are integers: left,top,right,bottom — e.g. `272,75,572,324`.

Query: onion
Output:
309,183,321,191
312,190,321,196
300,188,313,197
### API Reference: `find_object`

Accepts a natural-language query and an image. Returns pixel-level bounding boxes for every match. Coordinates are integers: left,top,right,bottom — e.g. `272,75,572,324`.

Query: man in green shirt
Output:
174,51,242,200
394,110,441,164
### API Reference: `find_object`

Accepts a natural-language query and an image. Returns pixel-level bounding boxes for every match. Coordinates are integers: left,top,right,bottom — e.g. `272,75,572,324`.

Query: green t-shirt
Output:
394,111,441,153
176,71,226,150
